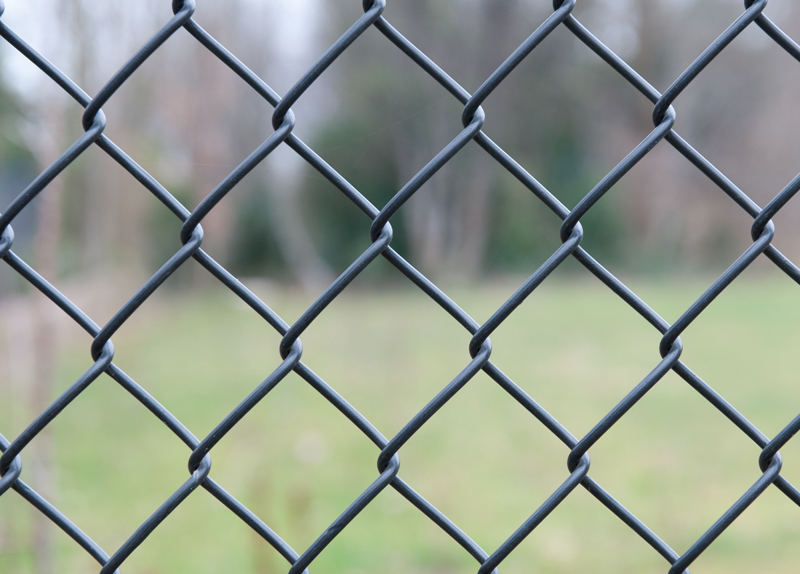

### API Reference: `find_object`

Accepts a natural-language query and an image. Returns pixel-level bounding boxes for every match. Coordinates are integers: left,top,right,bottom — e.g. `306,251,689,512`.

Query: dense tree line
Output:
0,0,799,291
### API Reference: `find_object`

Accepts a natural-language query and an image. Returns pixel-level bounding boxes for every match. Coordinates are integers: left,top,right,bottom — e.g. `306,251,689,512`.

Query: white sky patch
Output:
0,0,326,147
0,0,164,110
582,0,641,61
239,0,326,180
0,1,74,107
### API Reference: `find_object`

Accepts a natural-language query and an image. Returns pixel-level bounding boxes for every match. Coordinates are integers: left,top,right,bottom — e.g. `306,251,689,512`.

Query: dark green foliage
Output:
303,117,410,274
488,128,626,271
229,185,287,276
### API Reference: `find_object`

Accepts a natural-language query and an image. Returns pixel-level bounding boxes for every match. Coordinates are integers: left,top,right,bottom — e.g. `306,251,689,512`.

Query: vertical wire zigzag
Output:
0,0,798,572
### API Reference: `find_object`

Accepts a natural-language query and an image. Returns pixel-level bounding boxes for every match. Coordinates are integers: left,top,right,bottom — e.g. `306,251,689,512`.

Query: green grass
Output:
3,275,800,573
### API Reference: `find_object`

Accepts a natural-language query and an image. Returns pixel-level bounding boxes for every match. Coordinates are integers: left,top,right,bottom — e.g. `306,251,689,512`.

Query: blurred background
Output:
2,0,800,573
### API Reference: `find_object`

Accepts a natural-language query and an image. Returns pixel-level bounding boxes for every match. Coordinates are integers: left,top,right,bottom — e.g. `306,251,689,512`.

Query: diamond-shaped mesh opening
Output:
106,287,283,436
397,370,571,551
314,491,478,574
214,371,380,551
485,269,662,436
589,370,762,549
297,284,472,434
694,485,800,573
502,487,669,573
49,374,189,551
113,489,264,574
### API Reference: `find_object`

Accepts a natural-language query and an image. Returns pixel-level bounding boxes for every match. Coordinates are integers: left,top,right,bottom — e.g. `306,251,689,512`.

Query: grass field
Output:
2,273,800,573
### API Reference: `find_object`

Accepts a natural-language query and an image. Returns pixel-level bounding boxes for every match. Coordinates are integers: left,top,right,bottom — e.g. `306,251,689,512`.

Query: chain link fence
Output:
1,0,800,572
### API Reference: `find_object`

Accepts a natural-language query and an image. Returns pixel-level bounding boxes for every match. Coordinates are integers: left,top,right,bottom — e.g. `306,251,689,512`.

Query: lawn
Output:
2,273,800,573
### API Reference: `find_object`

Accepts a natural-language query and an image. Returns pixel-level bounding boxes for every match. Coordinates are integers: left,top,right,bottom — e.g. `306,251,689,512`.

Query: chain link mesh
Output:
1,0,800,572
